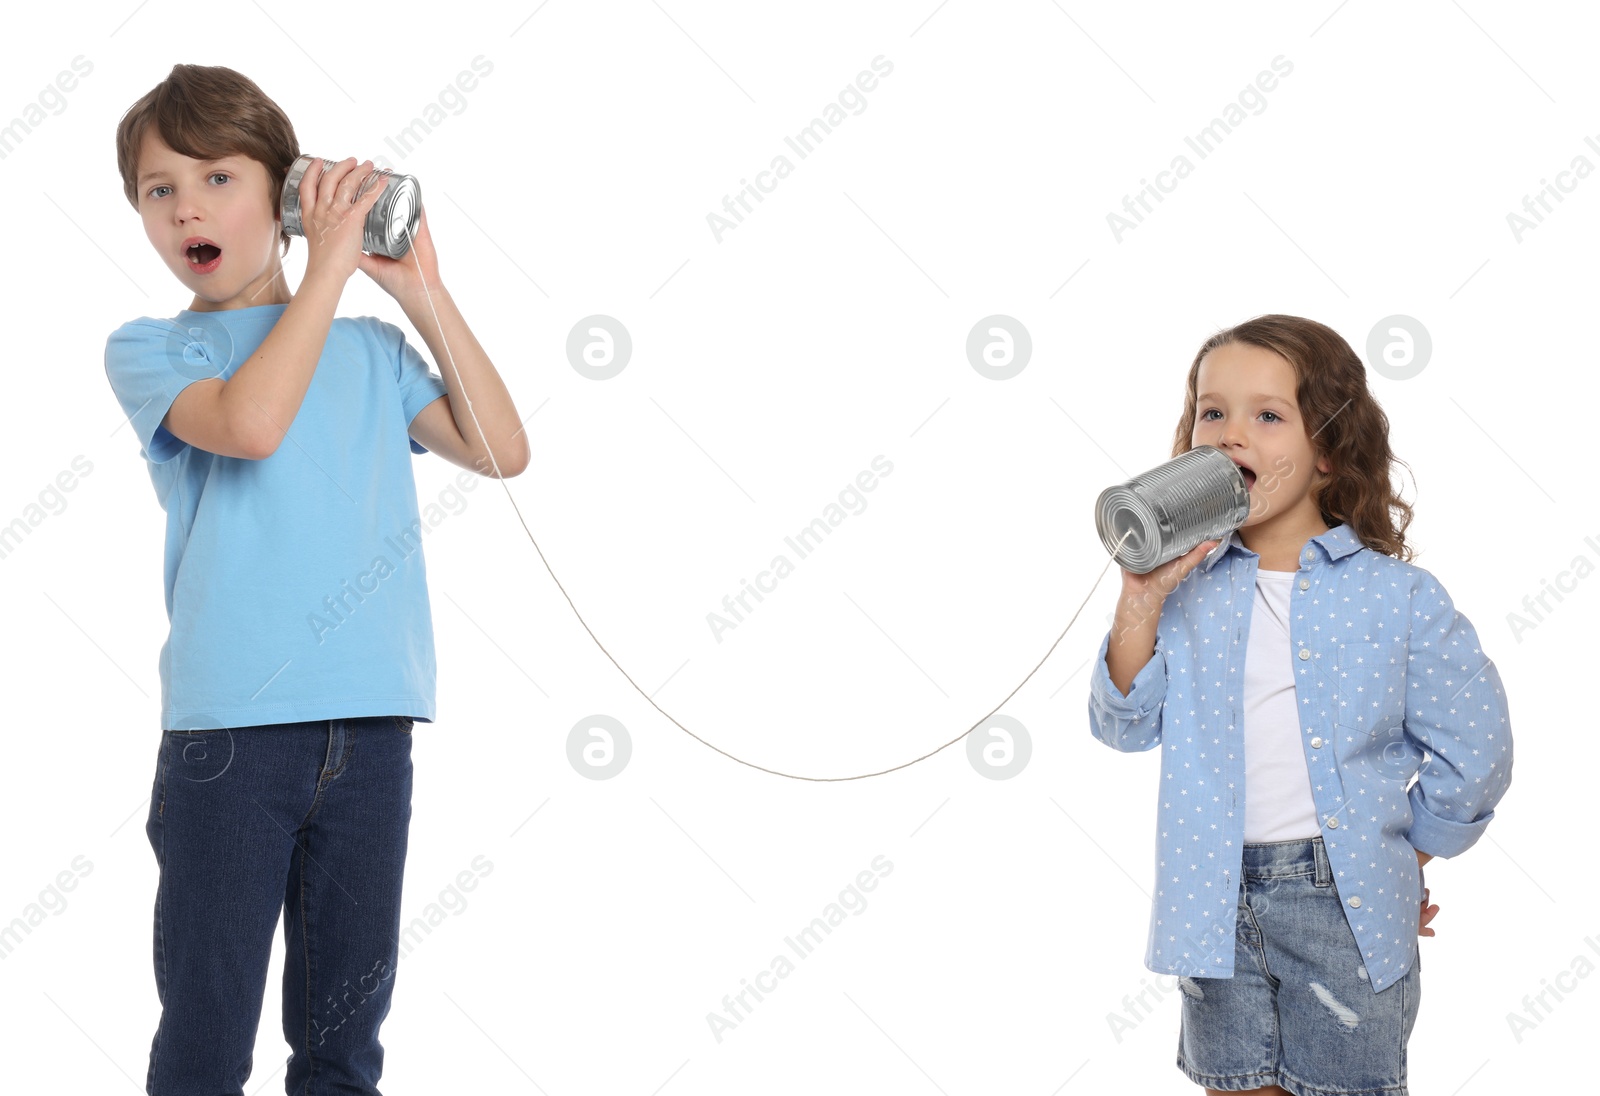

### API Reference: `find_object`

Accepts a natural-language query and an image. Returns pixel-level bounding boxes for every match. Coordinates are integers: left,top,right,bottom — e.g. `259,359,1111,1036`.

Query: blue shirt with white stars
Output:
1087,521,1513,994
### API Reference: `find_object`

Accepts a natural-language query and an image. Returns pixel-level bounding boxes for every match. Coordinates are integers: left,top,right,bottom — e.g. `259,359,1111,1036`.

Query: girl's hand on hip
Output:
1415,847,1436,936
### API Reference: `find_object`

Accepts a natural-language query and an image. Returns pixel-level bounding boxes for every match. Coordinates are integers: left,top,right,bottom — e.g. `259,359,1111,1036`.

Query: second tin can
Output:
280,154,422,259
1094,444,1251,574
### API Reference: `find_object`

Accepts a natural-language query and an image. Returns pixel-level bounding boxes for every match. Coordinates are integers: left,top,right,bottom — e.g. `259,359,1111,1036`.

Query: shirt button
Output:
1304,552,1315,562
1298,648,1311,660
1348,895,1362,908
1326,816,1339,828
1299,578,1310,590
1310,736,1323,749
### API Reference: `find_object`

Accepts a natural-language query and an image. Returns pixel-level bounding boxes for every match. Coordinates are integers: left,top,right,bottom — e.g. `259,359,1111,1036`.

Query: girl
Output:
1088,315,1513,1096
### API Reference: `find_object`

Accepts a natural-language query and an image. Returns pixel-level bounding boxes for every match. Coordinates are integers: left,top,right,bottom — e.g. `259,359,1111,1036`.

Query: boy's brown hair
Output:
115,64,300,257
1169,314,1417,562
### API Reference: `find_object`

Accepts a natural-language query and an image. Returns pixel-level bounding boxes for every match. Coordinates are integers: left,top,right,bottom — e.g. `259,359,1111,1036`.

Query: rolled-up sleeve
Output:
1087,628,1168,752
1403,575,1514,858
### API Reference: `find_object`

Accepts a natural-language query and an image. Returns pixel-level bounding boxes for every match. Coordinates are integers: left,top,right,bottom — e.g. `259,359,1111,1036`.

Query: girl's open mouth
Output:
186,243,222,274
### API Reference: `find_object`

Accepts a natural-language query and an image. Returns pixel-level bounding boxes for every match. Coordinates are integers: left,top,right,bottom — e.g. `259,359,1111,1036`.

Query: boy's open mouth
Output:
189,243,225,268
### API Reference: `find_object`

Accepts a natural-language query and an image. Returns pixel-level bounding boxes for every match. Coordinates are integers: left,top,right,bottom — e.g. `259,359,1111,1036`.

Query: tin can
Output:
1094,444,1250,574
280,154,422,259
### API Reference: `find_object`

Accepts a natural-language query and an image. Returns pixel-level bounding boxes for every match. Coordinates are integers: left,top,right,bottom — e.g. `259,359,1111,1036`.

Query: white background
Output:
1,1,1592,1092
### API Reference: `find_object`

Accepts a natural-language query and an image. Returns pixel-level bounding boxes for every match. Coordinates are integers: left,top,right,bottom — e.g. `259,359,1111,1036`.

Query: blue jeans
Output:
1175,836,1422,1095
144,716,415,1096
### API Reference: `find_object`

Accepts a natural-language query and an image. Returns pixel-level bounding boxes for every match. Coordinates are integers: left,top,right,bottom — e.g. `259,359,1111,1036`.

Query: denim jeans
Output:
144,716,415,1096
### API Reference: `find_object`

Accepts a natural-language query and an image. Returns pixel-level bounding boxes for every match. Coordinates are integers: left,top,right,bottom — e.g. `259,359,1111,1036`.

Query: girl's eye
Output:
1200,408,1282,422
209,172,229,185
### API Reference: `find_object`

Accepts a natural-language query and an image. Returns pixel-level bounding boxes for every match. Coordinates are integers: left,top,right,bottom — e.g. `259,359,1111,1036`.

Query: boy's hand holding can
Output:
296,156,389,287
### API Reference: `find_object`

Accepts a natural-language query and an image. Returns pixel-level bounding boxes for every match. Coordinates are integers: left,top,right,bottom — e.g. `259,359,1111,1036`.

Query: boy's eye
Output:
146,174,229,200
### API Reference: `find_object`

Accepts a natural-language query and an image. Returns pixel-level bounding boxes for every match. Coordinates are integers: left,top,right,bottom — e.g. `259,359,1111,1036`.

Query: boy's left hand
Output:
357,207,442,302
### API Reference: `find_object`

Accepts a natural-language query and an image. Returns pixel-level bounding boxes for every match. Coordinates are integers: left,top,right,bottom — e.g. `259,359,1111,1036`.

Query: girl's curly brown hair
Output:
1168,314,1416,562
115,64,300,258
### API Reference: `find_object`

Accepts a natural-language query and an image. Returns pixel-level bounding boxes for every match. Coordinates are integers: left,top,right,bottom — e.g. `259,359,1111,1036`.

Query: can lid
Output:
369,174,421,259
279,154,319,238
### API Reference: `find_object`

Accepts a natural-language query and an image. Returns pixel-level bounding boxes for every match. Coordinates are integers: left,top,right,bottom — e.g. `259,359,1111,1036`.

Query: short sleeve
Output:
380,320,449,456
104,318,216,465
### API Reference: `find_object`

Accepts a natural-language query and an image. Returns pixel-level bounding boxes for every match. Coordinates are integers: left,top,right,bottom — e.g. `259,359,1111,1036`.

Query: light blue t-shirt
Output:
103,303,450,730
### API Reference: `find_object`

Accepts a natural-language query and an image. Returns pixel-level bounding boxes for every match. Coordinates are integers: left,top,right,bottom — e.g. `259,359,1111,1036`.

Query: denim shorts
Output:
1175,836,1421,1095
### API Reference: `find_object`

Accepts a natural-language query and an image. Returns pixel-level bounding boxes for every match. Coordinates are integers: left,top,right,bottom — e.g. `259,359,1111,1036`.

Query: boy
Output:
103,64,528,1095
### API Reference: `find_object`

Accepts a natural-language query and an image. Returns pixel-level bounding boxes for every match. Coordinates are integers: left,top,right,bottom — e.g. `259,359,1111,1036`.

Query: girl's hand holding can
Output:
1118,539,1220,615
1106,539,1218,657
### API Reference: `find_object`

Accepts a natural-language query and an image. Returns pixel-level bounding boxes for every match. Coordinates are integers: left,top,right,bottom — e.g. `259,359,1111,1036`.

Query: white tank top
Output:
1242,568,1321,842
